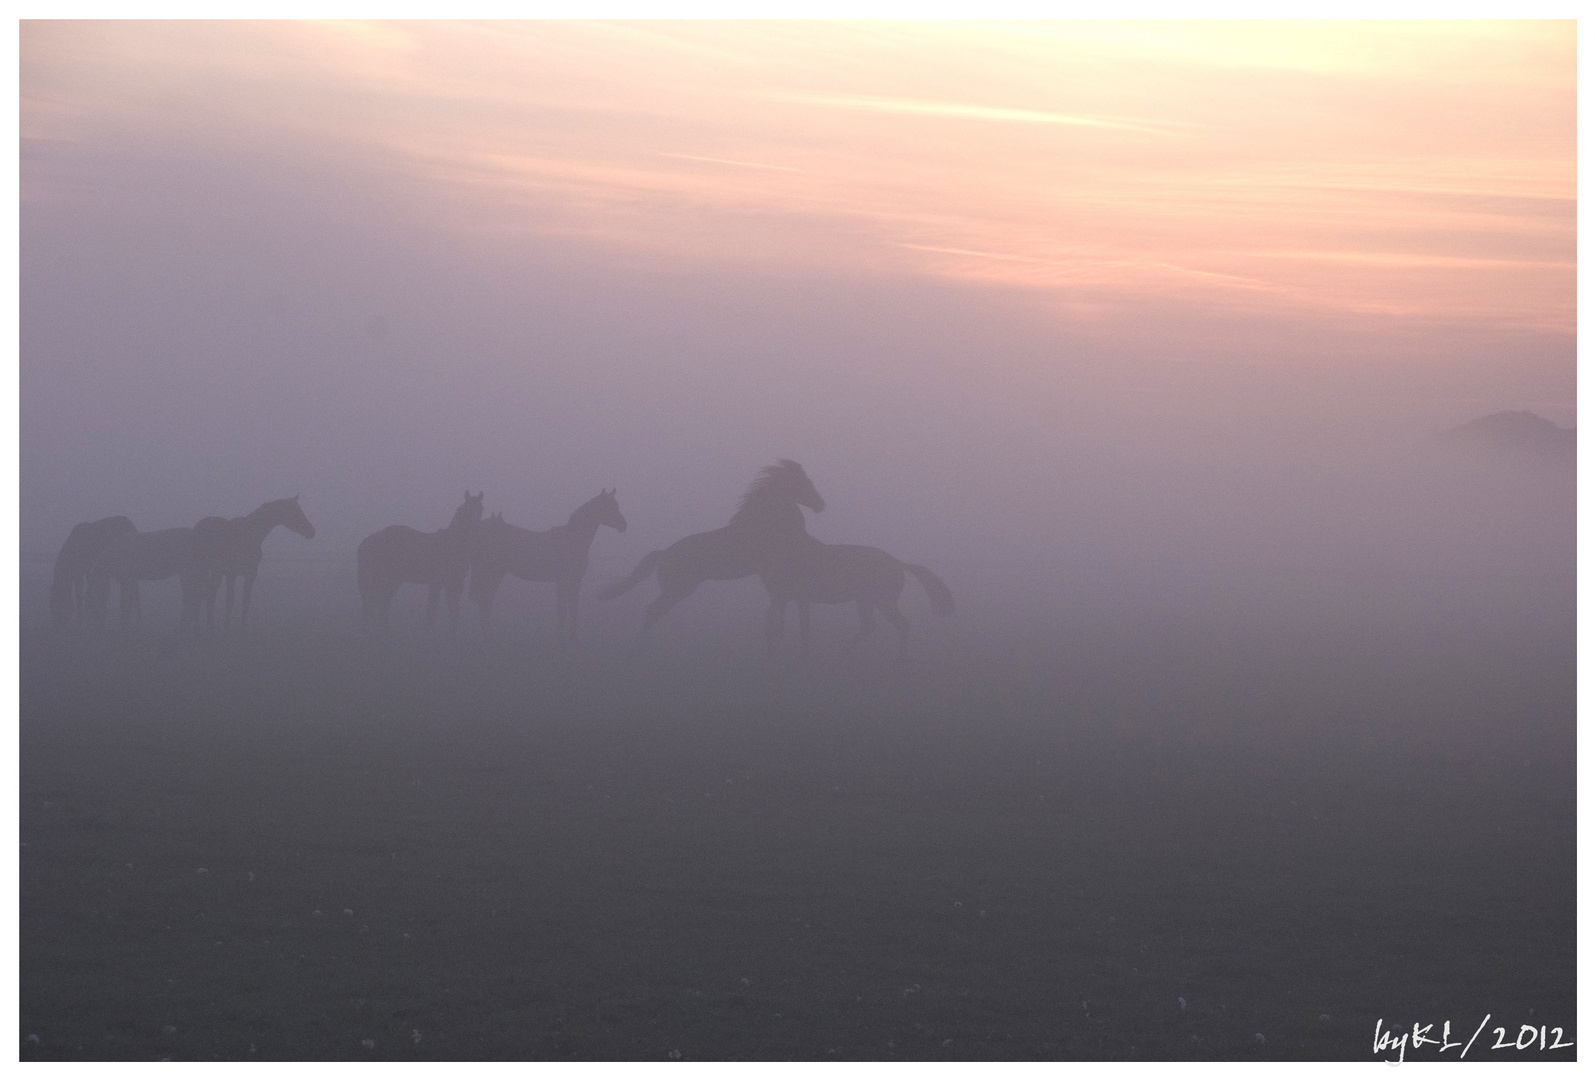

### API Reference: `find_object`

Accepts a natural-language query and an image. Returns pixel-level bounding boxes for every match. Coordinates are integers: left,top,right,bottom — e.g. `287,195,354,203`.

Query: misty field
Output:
18,549,1575,1063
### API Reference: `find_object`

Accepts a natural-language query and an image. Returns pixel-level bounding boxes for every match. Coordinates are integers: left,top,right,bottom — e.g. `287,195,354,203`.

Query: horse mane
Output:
732,460,807,522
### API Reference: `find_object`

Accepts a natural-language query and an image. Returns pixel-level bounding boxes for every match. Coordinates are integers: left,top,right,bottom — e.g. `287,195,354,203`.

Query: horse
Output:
762,540,954,660
599,460,824,648
191,495,316,634
50,516,136,628
87,526,209,631
357,491,484,630
467,489,627,643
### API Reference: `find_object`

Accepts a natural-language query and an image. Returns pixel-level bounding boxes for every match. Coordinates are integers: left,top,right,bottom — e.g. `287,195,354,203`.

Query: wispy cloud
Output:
660,153,802,173
766,92,1197,136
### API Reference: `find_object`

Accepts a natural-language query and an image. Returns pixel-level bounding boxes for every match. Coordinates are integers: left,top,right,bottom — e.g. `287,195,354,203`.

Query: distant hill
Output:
1434,410,1575,467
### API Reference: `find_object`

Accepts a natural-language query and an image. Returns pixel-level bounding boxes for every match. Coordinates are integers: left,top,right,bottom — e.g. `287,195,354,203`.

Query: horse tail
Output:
903,563,955,616
598,549,663,600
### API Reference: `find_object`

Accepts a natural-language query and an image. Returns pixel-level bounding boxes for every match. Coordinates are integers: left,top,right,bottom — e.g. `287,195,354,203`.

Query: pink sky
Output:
23,21,1574,338
18,21,1577,553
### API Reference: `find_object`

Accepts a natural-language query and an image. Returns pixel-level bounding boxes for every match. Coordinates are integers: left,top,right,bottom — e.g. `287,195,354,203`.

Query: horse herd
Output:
47,461,954,656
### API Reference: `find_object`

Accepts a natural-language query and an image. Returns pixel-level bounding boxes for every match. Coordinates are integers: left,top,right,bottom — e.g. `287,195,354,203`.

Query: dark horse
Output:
763,539,954,659
599,460,824,648
467,489,627,643
51,515,136,628
357,492,484,630
192,495,316,634
87,526,208,631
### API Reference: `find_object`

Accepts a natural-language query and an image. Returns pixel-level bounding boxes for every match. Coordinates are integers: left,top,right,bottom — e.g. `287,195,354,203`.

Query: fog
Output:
19,21,1574,1062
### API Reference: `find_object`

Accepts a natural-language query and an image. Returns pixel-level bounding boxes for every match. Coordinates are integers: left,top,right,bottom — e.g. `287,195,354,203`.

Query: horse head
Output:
451,491,485,533
589,487,627,533
279,494,316,540
780,461,825,514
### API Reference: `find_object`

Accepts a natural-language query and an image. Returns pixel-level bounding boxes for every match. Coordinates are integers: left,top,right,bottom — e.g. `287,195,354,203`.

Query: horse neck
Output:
440,514,477,553
730,496,805,546
239,503,286,546
562,504,605,549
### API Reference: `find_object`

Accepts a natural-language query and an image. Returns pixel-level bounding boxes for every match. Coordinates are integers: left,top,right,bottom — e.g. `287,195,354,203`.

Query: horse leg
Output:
763,594,787,651
630,589,686,656
446,585,462,632
560,578,579,645
479,587,495,634
120,579,137,629
881,599,910,661
425,585,441,630
240,572,256,630
475,575,501,634
181,567,202,634
799,600,812,656
847,600,876,651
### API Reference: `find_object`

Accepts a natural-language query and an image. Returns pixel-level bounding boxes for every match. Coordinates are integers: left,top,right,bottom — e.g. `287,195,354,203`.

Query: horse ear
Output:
293,493,300,501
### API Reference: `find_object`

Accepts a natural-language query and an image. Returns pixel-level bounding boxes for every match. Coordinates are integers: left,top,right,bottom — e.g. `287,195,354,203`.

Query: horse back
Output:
665,525,762,582
196,514,263,572
100,527,196,582
360,524,467,587
502,524,580,583
809,543,906,604
58,516,136,571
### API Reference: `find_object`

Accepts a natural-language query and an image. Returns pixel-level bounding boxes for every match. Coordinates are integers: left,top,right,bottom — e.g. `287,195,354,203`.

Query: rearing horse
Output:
357,491,484,630
51,515,136,628
599,460,824,649
468,489,627,643
192,495,316,634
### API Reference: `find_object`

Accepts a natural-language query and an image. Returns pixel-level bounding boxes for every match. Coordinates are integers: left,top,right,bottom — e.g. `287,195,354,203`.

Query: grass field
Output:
17,553,1576,1062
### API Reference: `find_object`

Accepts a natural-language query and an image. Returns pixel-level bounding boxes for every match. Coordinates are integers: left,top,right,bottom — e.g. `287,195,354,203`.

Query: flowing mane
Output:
731,460,818,527
600,460,823,652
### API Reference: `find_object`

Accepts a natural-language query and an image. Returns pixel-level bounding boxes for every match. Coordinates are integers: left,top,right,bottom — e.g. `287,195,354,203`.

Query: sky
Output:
18,20,1576,578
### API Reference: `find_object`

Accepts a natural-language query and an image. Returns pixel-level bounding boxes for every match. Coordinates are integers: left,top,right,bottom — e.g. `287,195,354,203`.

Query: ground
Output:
17,561,1577,1062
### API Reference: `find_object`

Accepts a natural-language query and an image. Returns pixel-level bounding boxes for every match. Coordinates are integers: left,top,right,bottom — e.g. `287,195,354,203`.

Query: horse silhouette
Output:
599,460,824,648
51,516,136,628
192,495,316,634
357,492,484,630
763,540,954,659
467,489,627,643
87,526,209,631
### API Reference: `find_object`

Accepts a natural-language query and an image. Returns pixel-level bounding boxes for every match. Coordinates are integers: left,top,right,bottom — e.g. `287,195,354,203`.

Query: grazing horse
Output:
599,460,824,648
192,495,316,634
763,540,954,659
468,489,627,643
357,491,485,630
87,527,208,631
50,515,136,628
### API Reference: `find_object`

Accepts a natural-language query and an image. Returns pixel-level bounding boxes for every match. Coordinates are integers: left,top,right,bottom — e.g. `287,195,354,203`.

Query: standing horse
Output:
357,492,484,630
599,460,824,649
50,516,136,628
763,540,954,660
192,495,316,634
468,489,627,643
87,527,209,631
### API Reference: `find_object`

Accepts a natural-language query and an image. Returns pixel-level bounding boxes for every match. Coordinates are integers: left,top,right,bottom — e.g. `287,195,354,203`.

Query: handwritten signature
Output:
1374,1016,1573,1062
